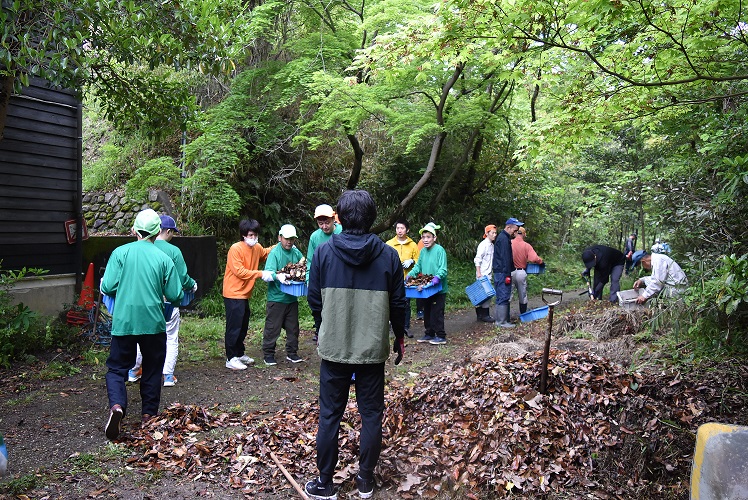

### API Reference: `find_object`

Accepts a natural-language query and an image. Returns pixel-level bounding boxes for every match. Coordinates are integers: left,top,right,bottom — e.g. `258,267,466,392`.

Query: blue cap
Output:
631,250,647,266
505,217,524,226
159,215,179,233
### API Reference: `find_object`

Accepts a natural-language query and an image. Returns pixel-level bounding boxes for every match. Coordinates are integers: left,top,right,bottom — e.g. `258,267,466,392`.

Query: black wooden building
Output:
0,78,82,274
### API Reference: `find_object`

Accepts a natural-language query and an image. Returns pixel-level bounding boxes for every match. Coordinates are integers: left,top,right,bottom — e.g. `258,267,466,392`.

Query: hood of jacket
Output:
329,232,386,267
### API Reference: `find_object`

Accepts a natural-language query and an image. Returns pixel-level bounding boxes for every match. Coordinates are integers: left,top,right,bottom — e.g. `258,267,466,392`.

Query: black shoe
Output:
479,315,496,323
264,356,277,366
105,404,124,441
405,329,414,338
286,353,304,363
305,477,337,500
355,474,374,499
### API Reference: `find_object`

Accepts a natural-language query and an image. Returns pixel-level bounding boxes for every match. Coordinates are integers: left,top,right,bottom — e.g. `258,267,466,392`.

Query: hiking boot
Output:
304,477,337,500
128,368,142,383
225,357,248,370
429,337,447,345
264,356,277,366
163,374,177,387
105,404,123,441
141,414,154,427
355,474,375,499
417,335,435,343
238,355,255,365
286,353,304,363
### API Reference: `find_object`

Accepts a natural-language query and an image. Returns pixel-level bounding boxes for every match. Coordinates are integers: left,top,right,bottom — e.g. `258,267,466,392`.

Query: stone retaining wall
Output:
83,190,166,235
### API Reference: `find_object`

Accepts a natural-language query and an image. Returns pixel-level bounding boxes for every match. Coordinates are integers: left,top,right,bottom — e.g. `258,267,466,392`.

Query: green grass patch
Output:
38,361,81,380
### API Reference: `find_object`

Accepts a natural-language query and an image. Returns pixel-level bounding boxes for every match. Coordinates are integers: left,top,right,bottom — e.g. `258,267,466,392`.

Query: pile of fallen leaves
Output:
557,301,651,340
114,351,748,498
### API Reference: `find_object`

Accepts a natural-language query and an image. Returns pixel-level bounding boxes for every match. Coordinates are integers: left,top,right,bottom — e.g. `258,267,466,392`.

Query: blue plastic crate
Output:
519,305,549,322
526,263,546,274
180,290,195,306
280,281,308,297
465,276,496,306
102,293,115,313
405,282,442,299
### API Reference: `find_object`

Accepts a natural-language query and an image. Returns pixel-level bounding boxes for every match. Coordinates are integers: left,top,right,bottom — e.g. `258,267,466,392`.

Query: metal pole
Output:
540,288,563,395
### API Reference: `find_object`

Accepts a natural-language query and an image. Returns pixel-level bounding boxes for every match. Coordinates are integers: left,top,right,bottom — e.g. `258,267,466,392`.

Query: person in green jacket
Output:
306,204,342,342
260,224,305,366
406,222,448,345
127,215,197,387
100,209,183,441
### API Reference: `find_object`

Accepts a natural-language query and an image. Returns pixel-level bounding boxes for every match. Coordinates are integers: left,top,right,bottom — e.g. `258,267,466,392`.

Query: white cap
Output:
279,224,298,239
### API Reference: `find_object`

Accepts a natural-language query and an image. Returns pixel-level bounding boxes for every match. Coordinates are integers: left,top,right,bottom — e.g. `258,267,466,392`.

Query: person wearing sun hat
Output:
100,208,184,441
128,215,197,388
306,204,343,268
493,217,523,327
473,224,498,322
406,222,449,344
631,250,687,304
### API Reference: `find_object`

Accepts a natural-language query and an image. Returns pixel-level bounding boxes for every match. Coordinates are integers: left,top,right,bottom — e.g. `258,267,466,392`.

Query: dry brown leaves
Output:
109,351,748,499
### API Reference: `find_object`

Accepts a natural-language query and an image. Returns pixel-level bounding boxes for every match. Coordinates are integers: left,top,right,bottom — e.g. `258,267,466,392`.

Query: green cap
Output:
133,209,161,237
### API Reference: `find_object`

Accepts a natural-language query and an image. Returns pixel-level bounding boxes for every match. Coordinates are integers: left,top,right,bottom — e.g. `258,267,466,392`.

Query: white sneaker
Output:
238,355,254,365
226,357,248,370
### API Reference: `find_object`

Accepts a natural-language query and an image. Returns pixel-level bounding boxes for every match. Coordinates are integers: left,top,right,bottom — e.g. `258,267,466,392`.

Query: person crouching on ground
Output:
305,189,407,500
406,222,449,345
630,250,688,304
101,209,184,441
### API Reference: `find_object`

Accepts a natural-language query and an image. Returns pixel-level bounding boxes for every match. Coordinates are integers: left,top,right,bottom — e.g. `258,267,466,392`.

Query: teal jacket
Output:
265,244,304,304
407,243,448,294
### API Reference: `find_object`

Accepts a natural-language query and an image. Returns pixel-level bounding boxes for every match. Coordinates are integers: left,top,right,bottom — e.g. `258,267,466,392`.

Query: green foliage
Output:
0,473,41,496
0,264,46,367
125,156,181,199
38,361,82,380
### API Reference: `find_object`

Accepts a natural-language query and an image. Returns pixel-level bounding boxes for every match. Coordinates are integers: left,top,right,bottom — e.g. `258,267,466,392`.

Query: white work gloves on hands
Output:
192,282,198,293
276,273,290,285
261,270,274,283
403,259,414,269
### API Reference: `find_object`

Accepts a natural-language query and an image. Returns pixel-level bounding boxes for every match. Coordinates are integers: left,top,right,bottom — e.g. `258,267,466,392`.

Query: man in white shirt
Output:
631,251,688,304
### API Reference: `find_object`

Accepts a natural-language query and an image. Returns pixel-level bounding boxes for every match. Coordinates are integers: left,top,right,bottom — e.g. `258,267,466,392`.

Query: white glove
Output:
191,282,198,293
276,273,289,285
403,259,414,269
261,270,274,282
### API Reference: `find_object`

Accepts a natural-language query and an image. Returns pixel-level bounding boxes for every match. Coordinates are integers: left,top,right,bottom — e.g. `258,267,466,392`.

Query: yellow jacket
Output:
222,241,271,299
385,236,420,277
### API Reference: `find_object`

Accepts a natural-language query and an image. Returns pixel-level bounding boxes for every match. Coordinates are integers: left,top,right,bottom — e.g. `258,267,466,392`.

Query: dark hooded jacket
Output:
308,232,407,364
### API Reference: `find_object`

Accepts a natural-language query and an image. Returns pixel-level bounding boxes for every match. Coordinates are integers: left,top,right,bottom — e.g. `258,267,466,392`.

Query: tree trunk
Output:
0,75,14,142
346,133,364,189
372,64,464,233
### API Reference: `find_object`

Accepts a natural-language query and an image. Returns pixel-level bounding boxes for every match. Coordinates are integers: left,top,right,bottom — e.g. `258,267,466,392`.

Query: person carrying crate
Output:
511,226,544,315
473,224,498,322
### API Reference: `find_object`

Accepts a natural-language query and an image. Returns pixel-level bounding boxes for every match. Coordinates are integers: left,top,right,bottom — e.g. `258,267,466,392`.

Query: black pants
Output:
224,297,250,360
423,293,446,338
262,301,300,357
106,333,166,417
316,360,385,483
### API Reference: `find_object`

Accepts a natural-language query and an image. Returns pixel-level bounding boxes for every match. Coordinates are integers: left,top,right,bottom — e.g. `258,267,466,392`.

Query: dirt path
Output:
0,290,587,497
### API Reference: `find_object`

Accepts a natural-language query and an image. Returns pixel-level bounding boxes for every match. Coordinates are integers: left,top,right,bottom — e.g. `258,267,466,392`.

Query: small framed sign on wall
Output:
64,219,89,244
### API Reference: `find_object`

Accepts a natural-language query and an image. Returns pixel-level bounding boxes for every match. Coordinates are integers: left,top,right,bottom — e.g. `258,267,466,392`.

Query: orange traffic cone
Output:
78,262,95,311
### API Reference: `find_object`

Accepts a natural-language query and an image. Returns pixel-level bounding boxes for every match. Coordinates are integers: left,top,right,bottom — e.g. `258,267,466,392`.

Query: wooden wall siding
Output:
0,79,81,274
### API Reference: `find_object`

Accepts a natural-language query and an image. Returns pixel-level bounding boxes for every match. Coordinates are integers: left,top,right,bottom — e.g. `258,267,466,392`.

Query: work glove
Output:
393,337,405,365
505,276,511,285
261,270,275,283
403,259,414,269
191,282,198,293
276,273,290,284
431,276,440,286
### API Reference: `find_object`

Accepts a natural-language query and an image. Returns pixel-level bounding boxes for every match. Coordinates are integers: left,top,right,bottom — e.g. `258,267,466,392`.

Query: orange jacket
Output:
222,241,271,299
511,236,543,269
